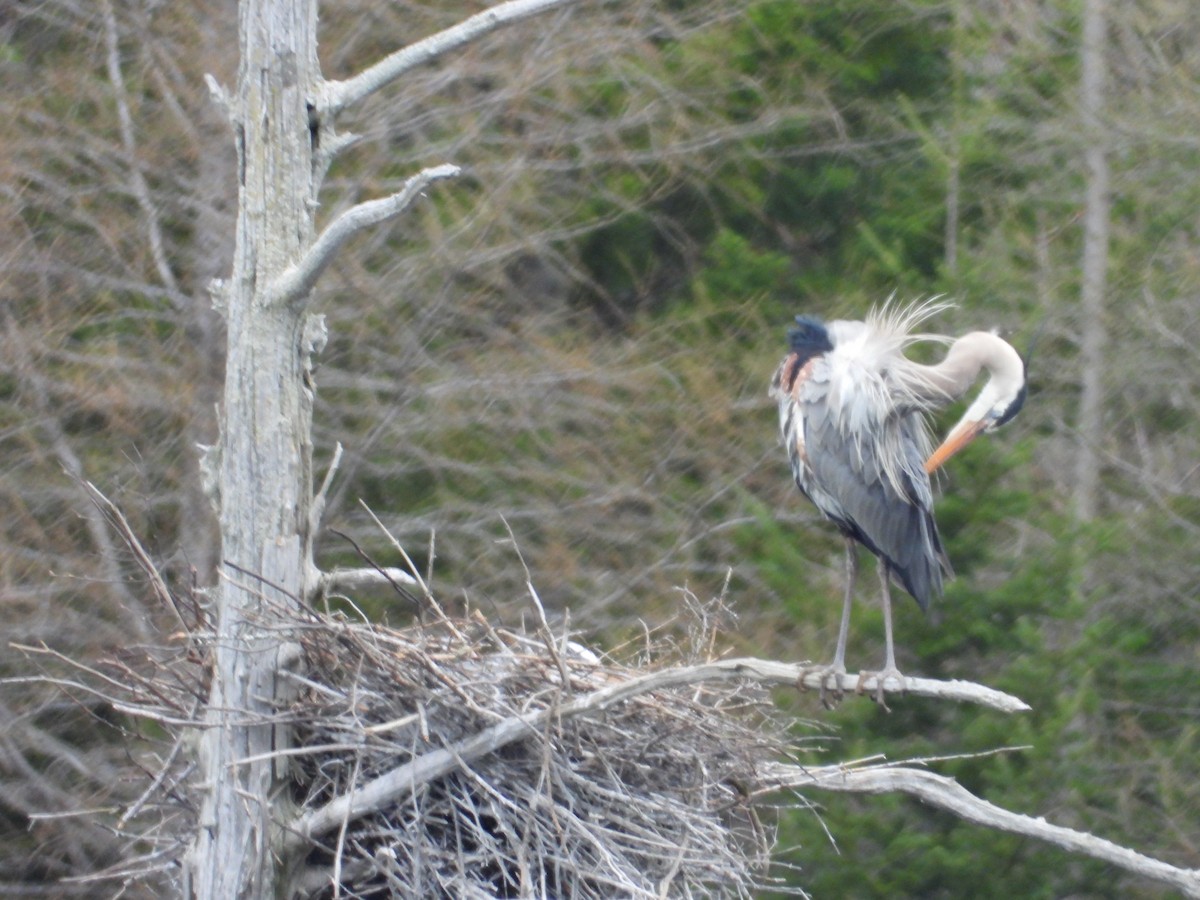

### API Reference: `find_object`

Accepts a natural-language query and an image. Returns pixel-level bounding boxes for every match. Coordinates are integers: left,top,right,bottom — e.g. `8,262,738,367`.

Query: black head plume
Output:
787,315,833,355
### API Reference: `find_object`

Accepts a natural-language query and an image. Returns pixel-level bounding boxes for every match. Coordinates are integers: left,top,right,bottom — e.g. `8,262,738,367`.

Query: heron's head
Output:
925,333,1027,473
787,315,834,356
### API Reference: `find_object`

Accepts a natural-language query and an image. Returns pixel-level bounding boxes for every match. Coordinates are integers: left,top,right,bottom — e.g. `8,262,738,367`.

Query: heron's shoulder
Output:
771,350,827,400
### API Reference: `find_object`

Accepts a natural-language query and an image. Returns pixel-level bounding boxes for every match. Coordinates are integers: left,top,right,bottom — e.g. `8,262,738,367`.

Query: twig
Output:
500,517,570,693
81,480,190,634
357,502,432,599
118,728,191,828
310,441,344,542
358,502,462,633
331,755,361,899
323,527,423,616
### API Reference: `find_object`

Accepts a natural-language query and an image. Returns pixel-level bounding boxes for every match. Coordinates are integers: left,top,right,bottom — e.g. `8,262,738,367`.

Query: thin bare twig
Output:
310,441,344,542
81,480,191,635
323,527,423,615
500,516,571,692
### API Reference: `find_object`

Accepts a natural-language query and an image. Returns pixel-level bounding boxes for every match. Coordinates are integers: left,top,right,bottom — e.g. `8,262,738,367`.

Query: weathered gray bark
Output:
186,1,321,896
1074,0,1109,524
183,1,576,895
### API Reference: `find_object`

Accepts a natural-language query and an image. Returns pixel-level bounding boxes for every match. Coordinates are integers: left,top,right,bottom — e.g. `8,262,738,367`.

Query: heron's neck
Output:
915,331,1021,403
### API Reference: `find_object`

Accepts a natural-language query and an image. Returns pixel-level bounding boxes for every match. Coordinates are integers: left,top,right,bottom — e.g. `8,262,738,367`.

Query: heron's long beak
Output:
925,418,986,473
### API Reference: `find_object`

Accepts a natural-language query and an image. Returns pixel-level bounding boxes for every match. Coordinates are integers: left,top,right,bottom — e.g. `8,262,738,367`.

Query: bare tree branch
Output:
80,480,192,636
100,0,182,304
776,763,1200,899
316,567,419,593
286,657,1027,851
267,164,461,306
318,0,582,117
309,441,343,545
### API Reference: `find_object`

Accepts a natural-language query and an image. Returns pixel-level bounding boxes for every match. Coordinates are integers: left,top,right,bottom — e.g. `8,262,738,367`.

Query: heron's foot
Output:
798,663,847,709
854,665,907,710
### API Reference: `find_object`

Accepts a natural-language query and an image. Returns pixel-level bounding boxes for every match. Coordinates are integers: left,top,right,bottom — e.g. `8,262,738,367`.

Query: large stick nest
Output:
98,590,801,898
288,604,785,898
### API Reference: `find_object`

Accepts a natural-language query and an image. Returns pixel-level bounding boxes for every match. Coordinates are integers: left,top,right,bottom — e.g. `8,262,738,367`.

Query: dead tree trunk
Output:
184,1,575,896
185,1,320,896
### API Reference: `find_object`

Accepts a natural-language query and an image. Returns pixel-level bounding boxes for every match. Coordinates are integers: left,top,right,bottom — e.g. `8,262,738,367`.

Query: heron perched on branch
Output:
769,300,1027,703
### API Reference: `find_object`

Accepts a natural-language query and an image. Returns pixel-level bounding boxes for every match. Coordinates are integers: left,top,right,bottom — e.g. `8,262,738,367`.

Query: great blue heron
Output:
769,300,1026,703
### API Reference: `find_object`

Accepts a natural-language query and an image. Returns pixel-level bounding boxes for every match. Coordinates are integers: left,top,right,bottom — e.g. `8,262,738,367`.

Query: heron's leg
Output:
880,561,898,674
800,537,856,707
855,561,907,707
831,536,856,671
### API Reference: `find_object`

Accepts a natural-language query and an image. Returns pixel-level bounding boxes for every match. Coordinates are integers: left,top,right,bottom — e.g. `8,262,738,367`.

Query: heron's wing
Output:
798,369,947,610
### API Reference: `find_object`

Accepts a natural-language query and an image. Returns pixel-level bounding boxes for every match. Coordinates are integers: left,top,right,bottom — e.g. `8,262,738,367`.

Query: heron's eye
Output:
991,383,1028,429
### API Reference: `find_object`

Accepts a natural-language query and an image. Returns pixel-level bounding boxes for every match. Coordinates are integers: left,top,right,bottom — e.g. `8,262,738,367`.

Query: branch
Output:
101,0,183,306
746,658,1029,712
309,441,343,544
270,168,460,309
316,567,419,593
267,164,460,306
776,763,1200,899
796,667,1031,713
80,480,192,635
285,657,1026,850
319,0,581,116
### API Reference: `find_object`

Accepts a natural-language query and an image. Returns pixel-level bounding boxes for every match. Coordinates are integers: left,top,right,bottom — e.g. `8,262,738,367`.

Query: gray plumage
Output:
770,300,1027,698
771,308,950,610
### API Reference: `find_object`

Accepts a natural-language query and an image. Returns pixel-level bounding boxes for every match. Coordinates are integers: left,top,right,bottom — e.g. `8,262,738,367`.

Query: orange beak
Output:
925,419,986,474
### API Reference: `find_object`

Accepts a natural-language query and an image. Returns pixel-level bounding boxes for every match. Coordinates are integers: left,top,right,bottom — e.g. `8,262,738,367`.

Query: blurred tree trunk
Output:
185,0,320,895
1074,0,1109,526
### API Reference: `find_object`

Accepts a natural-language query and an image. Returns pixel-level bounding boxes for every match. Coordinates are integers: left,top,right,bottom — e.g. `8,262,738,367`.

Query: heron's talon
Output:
853,670,869,695
859,666,906,711
798,664,846,708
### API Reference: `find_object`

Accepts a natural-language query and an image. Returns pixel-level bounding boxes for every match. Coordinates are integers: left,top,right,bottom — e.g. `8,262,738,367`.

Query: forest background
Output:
1,0,1198,896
